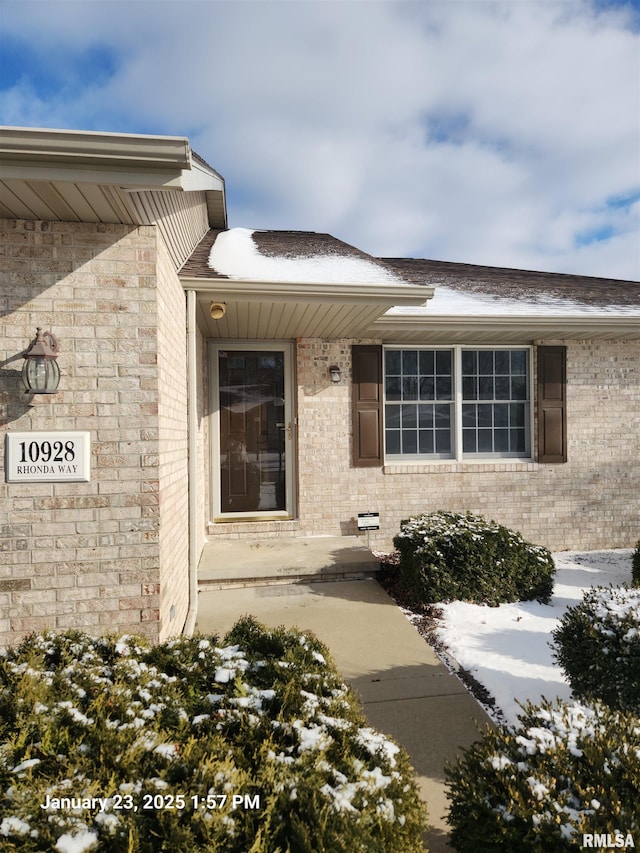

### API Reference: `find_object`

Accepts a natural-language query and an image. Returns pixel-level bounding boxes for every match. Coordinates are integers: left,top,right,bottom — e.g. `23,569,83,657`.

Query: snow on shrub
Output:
0,619,427,853
393,511,555,605
551,584,640,713
446,698,640,852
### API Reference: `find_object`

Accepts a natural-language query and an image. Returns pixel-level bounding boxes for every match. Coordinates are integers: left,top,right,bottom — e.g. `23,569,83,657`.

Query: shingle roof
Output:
179,229,392,280
379,258,640,309
179,228,640,314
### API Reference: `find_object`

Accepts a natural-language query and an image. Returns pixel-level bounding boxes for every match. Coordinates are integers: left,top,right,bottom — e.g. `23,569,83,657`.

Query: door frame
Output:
209,340,296,521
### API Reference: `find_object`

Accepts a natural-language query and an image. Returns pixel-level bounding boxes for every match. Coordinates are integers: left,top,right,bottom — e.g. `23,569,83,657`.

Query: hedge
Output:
446,698,640,852
393,512,555,605
551,584,640,714
0,619,427,852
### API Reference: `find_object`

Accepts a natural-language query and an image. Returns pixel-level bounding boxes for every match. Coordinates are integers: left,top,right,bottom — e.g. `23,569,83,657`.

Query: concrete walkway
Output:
196,578,493,852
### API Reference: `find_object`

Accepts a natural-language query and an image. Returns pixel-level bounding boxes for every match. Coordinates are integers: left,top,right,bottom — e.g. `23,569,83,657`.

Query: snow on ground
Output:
435,549,634,726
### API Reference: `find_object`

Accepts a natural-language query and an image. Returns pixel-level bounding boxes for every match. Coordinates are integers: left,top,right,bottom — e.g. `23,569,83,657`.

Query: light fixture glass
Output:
329,365,341,383
21,328,60,394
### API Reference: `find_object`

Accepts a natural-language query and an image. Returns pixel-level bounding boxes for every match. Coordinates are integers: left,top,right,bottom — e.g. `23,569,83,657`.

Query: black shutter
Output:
352,345,383,467
537,346,567,463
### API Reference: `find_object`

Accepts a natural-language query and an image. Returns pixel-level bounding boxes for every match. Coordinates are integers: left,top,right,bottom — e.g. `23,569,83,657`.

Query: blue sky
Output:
1,0,639,280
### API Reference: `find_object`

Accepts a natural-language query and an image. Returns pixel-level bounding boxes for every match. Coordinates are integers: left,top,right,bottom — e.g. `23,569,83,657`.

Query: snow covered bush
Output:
551,584,640,713
393,512,555,605
0,619,427,853
446,698,640,852
633,540,640,586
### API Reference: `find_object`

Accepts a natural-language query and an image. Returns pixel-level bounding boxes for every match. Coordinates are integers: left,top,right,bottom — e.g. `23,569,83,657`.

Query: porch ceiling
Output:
192,286,428,339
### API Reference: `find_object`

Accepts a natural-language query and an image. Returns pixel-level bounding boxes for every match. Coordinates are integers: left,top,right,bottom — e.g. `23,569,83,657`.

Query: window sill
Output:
383,459,537,474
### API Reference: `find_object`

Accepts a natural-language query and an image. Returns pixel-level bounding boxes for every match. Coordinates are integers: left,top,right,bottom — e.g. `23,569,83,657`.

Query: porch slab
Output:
198,535,380,588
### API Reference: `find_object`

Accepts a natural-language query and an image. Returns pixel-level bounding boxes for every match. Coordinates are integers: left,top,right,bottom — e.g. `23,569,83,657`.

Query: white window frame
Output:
383,345,534,463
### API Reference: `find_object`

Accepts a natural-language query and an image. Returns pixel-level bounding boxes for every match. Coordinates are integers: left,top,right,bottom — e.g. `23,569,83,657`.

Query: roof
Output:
380,258,640,315
181,227,410,285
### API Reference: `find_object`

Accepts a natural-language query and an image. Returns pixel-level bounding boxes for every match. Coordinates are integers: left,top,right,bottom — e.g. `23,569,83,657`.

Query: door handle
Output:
276,422,292,440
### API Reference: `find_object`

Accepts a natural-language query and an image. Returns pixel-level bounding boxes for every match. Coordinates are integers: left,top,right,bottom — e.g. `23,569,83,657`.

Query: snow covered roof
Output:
380,258,640,317
184,227,410,285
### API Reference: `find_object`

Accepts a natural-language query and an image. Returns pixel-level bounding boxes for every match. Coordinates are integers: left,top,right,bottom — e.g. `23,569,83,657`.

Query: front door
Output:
212,343,294,519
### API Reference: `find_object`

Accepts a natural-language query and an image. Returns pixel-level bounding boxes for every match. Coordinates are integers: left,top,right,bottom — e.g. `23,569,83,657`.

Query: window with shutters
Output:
383,346,532,461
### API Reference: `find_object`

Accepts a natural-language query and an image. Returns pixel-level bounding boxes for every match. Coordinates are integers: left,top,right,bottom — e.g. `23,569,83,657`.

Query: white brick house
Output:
1,127,639,646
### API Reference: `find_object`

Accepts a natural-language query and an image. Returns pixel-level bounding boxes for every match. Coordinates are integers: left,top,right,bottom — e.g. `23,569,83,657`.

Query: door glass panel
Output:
218,350,286,513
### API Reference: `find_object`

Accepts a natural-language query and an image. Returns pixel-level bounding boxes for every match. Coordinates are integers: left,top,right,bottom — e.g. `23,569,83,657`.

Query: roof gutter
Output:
179,276,434,306
373,313,640,339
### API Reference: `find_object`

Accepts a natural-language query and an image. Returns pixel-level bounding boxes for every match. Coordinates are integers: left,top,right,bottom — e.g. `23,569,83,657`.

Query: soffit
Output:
0,126,226,228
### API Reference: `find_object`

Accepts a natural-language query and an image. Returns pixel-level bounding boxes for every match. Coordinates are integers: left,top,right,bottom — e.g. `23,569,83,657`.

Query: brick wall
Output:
295,337,640,552
156,236,189,639
0,219,163,645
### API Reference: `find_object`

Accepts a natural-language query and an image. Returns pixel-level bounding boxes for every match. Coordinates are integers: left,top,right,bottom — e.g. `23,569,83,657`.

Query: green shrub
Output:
0,619,427,852
551,584,640,713
633,541,640,586
393,511,555,605
446,698,640,852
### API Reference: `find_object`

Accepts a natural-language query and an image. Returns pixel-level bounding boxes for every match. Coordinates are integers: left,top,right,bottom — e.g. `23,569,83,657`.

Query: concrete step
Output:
198,535,380,590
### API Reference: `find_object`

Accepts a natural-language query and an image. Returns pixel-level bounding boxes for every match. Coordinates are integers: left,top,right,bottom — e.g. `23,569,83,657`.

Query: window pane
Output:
385,350,401,375
511,375,527,400
419,431,434,454
494,376,510,399
479,350,494,374
385,405,400,429
436,350,452,374
463,430,476,452
494,403,509,427
420,376,435,400
478,405,493,427
462,403,476,427
462,376,477,400
495,429,509,451
435,430,451,453
402,430,417,453
510,403,525,427
386,376,401,401
462,350,476,375
511,429,526,453
401,404,417,428
511,350,527,374
494,350,510,374
403,350,418,375
435,404,451,427
419,350,434,374
436,376,452,399
418,405,434,428
403,376,418,400
478,429,493,452
479,377,494,399
386,430,401,454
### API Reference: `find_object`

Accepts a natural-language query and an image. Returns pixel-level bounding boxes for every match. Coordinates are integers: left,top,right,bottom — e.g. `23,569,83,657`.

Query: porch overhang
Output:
371,313,640,343
180,276,434,339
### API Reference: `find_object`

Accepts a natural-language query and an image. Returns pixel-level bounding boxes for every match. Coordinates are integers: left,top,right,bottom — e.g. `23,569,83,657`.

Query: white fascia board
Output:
180,276,434,306
373,313,640,336
0,127,195,190
0,126,191,168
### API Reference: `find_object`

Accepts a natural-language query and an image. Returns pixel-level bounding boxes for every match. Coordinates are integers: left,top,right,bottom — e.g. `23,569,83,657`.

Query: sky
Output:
1,0,639,281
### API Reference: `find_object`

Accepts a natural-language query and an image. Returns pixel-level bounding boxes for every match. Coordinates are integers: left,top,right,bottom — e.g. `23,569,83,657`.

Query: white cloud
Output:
1,0,639,279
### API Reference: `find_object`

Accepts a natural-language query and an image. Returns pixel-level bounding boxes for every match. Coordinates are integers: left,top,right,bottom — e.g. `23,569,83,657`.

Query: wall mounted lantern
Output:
329,365,341,383
21,328,60,394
